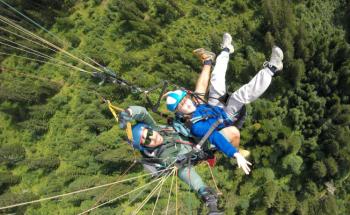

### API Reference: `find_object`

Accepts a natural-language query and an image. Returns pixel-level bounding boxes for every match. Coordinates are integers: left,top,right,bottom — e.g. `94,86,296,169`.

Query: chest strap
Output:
185,114,215,129
195,118,223,151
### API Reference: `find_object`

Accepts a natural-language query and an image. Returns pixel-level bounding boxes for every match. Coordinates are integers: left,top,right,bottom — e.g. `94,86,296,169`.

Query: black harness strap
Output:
145,81,168,113
93,67,170,114
195,118,223,151
206,92,232,106
186,90,207,104
218,92,231,105
92,68,142,93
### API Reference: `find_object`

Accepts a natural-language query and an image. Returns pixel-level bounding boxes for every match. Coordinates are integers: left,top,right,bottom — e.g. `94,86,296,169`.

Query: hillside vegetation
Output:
0,0,350,214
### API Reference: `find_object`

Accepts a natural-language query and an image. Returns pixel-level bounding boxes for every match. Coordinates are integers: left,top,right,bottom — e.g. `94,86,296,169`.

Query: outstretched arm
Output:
192,124,238,157
127,106,157,126
191,121,251,174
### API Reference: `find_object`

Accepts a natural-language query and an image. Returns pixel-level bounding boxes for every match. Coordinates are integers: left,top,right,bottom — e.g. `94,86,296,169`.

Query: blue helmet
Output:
166,90,187,112
131,123,149,151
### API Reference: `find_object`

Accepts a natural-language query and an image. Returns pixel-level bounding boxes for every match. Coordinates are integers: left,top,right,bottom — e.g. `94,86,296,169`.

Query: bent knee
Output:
221,126,240,140
227,126,240,138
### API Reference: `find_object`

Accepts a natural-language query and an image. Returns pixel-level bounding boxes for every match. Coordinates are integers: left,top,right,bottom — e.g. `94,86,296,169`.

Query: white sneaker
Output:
220,32,234,54
264,46,283,72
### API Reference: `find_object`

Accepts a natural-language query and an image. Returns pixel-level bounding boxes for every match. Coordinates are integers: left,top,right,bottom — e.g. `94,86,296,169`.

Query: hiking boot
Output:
199,187,224,215
193,48,216,63
239,149,250,158
220,32,234,54
264,46,284,72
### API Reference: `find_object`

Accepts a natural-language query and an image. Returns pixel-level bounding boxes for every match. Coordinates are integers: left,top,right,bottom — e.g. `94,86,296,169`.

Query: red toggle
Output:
207,155,216,167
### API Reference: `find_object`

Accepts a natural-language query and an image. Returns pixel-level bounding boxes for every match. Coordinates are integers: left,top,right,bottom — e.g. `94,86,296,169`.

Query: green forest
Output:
0,0,350,214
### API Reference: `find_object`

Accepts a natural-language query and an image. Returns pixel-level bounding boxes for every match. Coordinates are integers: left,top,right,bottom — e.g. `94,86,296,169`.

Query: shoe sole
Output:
193,48,216,62
272,46,284,60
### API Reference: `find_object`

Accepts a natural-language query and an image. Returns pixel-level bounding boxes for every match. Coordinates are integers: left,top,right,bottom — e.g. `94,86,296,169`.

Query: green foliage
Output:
288,59,306,86
0,72,61,108
0,144,26,167
0,192,37,214
320,195,339,215
0,0,350,214
281,154,303,175
274,190,297,213
324,157,338,177
262,181,279,208
305,180,319,196
264,31,275,50
261,0,295,36
233,0,248,13
27,156,60,173
312,161,327,179
0,172,21,194
276,133,302,154
155,2,181,25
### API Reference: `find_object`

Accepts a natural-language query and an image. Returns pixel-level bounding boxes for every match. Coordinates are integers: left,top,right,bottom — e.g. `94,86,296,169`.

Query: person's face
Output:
141,128,164,147
177,97,197,114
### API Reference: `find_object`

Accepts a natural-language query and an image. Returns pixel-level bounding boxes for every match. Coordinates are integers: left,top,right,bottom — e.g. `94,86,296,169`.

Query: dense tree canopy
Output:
0,0,349,214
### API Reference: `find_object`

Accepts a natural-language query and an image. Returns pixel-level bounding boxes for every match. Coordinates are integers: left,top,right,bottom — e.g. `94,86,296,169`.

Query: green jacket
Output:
129,106,207,192
129,106,193,166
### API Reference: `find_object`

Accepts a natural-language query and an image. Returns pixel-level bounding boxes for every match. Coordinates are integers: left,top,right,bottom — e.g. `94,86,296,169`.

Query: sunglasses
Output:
142,128,154,146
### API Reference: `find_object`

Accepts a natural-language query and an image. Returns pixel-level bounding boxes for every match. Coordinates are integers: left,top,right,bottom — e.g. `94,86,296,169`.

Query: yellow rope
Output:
0,0,103,69
0,52,91,73
133,179,165,214
175,167,178,215
85,160,138,214
107,100,133,142
107,100,120,121
0,170,167,211
0,26,58,53
126,121,133,142
0,66,64,86
0,34,79,69
0,15,94,71
133,168,174,215
77,177,164,215
0,40,91,74
206,161,222,195
106,100,138,160
0,35,56,60
0,15,103,73
151,172,168,215
107,100,124,117
165,168,176,215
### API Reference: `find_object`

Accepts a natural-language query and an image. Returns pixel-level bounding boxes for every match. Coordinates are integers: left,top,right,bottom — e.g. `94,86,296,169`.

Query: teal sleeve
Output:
128,106,157,127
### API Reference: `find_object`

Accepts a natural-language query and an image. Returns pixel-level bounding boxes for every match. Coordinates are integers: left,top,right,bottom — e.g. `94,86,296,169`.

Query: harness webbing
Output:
184,89,208,105
146,81,169,113
195,118,223,151
106,100,133,142
95,68,171,114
